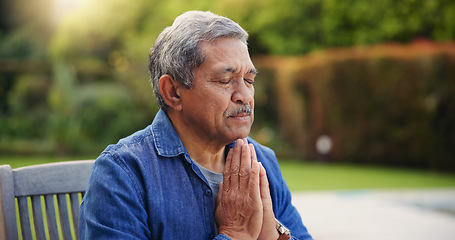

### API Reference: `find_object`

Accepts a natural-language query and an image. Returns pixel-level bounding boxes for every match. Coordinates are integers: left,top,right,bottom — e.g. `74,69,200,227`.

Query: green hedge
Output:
231,0,455,55
254,41,455,170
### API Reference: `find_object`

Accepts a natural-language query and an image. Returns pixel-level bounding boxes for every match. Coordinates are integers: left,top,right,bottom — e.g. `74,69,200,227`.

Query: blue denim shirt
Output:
79,110,313,240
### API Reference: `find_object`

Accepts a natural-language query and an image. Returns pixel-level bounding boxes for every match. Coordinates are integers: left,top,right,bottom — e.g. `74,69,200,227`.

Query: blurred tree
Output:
228,0,455,54
47,0,455,58
47,60,77,155
0,0,13,32
1,0,454,158
5,74,51,137
70,82,152,153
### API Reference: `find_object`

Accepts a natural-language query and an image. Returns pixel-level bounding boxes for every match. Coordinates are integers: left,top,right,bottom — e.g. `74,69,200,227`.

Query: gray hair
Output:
148,11,249,111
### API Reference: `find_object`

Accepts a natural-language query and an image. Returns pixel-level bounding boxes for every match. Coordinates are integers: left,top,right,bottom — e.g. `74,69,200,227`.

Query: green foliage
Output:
70,83,153,153
6,74,51,138
235,0,455,54
44,61,156,155
0,58,156,155
1,0,455,164
46,0,455,58
0,28,46,59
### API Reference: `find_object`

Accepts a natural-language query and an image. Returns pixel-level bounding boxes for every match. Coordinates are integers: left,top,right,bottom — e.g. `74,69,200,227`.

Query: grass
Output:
279,160,455,192
1,156,455,192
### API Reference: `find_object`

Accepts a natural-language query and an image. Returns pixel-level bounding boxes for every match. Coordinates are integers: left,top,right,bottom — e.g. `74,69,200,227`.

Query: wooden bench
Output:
0,160,95,239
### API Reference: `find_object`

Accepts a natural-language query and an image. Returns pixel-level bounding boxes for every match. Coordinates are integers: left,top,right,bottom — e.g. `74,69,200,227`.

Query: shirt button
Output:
205,189,212,196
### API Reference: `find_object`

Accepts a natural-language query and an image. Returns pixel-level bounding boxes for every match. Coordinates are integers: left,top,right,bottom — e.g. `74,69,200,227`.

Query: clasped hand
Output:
215,139,279,240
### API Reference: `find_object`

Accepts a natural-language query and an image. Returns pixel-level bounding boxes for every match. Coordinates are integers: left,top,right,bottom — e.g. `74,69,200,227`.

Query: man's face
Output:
178,37,257,145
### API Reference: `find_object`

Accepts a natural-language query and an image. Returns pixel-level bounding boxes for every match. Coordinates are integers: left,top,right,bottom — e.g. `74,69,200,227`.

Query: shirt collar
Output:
151,109,187,157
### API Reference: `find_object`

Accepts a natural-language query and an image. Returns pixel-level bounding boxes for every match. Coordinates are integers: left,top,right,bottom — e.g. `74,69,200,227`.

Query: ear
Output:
159,74,183,111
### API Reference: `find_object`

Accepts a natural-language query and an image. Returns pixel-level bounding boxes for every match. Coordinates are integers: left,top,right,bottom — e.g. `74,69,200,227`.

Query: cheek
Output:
205,95,228,118
217,90,233,106
202,88,237,114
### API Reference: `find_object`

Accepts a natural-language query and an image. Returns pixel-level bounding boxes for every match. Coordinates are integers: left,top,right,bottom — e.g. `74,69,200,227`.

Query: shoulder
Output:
87,126,157,205
101,125,155,166
92,125,156,184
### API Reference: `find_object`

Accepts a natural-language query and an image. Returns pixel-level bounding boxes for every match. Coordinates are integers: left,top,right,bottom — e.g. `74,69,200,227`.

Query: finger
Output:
259,163,273,208
229,139,243,189
222,148,234,191
257,162,278,240
239,140,252,190
248,160,261,203
249,143,258,164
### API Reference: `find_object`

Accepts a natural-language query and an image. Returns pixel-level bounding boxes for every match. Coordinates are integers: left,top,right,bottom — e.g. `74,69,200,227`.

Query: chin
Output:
233,130,251,141
225,124,252,142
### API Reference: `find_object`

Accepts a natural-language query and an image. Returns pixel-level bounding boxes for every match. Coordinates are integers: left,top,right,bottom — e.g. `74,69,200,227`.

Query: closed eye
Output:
219,79,232,84
244,78,254,85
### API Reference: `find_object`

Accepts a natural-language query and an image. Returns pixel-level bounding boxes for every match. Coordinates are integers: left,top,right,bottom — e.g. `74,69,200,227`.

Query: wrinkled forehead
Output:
199,38,255,73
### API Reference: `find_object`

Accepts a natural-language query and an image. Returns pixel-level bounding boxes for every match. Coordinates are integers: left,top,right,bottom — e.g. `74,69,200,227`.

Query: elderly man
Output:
79,11,312,240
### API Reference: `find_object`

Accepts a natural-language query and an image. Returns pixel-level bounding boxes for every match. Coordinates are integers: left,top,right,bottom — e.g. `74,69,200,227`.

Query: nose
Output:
231,80,254,104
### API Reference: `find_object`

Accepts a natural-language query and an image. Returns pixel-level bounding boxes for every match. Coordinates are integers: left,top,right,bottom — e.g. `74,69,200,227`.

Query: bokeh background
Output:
1,0,455,171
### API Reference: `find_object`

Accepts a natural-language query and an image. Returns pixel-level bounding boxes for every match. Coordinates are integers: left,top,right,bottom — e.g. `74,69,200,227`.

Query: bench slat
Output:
58,193,72,239
70,192,81,239
45,194,60,239
31,195,46,239
17,197,33,240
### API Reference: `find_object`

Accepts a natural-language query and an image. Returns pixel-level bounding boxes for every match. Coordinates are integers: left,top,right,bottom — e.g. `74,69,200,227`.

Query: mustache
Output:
225,104,253,117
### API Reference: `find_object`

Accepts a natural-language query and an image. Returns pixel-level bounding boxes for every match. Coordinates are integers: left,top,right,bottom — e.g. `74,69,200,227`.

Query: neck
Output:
183,140,226,173
167,111,227,173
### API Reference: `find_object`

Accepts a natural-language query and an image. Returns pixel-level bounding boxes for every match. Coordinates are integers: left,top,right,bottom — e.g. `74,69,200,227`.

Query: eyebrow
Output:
248,68,259,75
218,67,259,75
